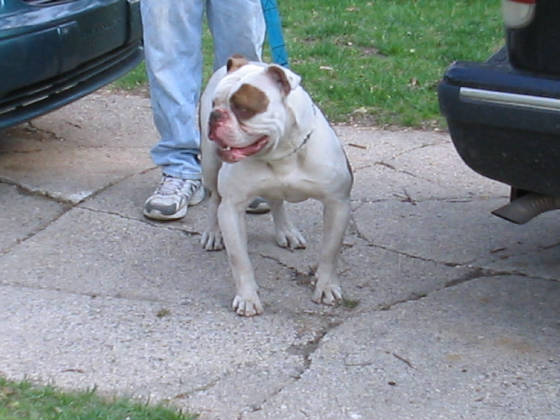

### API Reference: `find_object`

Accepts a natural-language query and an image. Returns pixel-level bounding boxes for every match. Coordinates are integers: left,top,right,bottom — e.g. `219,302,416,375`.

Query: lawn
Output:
0,377,195,420
115,0,504,128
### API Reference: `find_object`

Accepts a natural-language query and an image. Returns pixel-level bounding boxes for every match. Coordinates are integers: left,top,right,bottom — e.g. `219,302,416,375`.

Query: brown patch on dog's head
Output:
227,54,249,73
230,84,270,120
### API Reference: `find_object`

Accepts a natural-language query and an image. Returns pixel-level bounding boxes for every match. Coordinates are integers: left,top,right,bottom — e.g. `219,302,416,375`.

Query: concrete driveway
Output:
0,90,558,419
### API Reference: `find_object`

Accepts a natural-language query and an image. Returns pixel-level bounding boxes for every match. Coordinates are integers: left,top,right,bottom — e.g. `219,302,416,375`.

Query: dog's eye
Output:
229,84,269,120
231,103,255,120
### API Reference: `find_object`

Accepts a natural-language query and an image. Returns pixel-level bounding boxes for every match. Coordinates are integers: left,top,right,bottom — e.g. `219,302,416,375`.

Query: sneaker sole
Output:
143,205,188,221
143,186,206,221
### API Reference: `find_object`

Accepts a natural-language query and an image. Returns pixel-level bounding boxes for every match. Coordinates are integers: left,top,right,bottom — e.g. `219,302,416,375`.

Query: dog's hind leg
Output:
312,198,351,305
270,199,307,249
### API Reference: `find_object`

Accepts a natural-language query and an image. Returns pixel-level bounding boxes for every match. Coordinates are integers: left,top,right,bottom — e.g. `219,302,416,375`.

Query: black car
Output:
0,0,143,130
438,0,560,224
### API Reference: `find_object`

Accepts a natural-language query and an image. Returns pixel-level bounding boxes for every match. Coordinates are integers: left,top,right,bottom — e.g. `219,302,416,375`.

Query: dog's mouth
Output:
215,135,269,163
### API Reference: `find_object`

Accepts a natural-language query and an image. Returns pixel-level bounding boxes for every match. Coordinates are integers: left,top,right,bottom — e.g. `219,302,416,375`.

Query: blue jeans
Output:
140,0,266,180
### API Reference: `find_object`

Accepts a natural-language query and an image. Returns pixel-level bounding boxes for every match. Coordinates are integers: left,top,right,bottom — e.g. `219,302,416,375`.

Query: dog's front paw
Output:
312,283,342,306
275,227,306,250
232,293,264,317
201,230,224,251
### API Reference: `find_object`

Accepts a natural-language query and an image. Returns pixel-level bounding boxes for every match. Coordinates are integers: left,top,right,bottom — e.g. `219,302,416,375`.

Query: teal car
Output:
0,0,143,129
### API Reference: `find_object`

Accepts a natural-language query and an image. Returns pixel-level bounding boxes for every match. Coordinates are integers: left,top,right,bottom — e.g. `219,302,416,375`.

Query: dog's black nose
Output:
209,109,225,125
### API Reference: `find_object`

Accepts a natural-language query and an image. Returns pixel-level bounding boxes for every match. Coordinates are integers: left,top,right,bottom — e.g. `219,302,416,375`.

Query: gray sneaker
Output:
143,175,206,221
246,197,271,214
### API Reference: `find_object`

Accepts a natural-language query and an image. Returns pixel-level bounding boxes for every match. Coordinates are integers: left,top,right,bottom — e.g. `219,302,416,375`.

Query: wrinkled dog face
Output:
208,57,300,163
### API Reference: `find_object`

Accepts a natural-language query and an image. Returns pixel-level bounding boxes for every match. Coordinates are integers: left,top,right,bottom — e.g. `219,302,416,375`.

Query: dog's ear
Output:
227,55,249,73
266,64,301,95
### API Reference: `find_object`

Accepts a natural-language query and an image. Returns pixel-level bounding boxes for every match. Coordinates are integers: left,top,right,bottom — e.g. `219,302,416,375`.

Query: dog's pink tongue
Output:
226,148,248,162
218,136,269,163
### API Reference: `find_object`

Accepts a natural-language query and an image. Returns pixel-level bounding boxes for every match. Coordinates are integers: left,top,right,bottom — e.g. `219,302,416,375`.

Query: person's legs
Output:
207,0,266,69
141,0,206,220
141,0,204,179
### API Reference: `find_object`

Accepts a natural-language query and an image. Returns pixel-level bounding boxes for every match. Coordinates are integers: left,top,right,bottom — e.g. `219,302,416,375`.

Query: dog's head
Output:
208,55,302,163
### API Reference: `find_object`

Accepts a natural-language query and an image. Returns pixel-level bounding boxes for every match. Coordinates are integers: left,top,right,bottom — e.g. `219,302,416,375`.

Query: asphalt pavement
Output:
0,90,558,419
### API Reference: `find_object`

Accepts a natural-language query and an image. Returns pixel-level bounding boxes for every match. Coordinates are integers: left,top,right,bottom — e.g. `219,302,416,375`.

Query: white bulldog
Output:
200,56,353,316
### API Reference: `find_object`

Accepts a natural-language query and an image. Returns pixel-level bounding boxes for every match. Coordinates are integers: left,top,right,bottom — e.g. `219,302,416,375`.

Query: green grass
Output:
114,61,147,91
0,377,196,420
113,0,503,127
281,0,503,127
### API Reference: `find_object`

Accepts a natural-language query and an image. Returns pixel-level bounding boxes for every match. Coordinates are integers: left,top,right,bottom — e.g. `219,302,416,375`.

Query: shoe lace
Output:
156,176,198,196
156,176,185,195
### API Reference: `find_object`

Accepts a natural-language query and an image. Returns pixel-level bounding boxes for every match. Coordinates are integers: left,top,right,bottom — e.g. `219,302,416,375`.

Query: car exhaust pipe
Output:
492,192,560,224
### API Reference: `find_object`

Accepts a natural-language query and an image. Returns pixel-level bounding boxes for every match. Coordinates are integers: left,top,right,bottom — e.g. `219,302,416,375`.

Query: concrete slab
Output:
354,198,560,277
79,166,476,315
486,237,560,280
336,126,448,167
0,206,234,307
0,183,66,254
1,189,473,316
0,91,156,203
1,92,559,419
0,284,305,420
388,140,509,199
247,275,560,420
337,126,508,203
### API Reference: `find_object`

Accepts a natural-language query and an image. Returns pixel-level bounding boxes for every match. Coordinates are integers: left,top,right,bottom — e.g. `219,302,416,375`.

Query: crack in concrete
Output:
287,320,342,372
27,121,62,142
0,185,71,256
78,166,157,205
0,178,75,205
351,155,509,206
0,166,161,255
375,264,557,313
349,209,530,275
444,267,499,288
78,206,202,239
376,270,484,313
378,291,429,311
0,281,192,307
237,381,293,420
0,218,71,256
347,211,560,313
351,139,446,171
250,210,542,317
0,148,44,155
239,319,342,419
173,375,225,401
258,253,314,284
391,141,446,159
351,194,507,207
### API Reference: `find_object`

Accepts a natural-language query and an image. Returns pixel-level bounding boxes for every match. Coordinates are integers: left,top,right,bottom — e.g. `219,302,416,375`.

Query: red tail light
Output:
502,0,537,28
